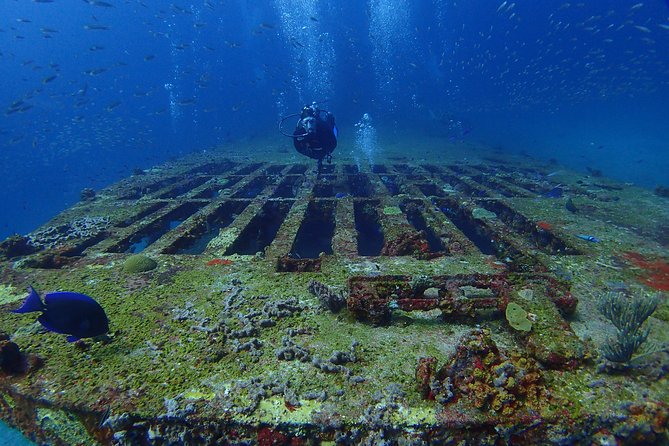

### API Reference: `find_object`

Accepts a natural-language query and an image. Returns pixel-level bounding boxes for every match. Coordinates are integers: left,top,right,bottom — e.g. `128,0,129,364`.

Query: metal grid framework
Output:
16,157,590,354
35,159,592,272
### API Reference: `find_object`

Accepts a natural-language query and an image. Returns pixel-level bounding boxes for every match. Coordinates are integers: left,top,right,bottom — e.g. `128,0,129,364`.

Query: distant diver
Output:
279,102,338,171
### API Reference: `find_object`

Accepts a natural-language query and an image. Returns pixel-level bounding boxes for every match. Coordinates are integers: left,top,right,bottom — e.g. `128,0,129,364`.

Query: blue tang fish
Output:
12,286,109,342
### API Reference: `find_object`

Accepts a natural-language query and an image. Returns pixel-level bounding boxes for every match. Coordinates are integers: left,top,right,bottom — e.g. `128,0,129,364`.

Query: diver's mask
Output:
302,116,316,135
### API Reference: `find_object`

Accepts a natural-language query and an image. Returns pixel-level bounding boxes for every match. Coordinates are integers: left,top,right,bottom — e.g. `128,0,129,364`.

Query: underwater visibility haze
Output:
1,0,668,238
1,0,669,444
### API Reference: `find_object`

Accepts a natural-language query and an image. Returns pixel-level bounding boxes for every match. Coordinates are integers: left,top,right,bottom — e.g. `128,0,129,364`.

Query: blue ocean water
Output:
1,1,668,241
0,420,34,446
0,0,668,441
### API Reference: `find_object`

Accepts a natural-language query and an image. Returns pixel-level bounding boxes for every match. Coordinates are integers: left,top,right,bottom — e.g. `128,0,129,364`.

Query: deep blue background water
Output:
1,0,668,240
0,1,668,441
0,0,669,237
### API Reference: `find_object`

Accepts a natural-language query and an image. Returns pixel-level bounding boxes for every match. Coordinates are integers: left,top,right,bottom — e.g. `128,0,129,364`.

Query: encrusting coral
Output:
123,254,158,273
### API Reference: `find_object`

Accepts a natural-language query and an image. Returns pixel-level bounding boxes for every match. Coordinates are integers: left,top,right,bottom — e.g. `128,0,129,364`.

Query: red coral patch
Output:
622,252,669,291
206,258,233,266
536,221,553,231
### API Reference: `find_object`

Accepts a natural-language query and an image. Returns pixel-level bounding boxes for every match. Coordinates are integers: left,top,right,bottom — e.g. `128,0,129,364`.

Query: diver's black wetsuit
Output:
293,107,337,165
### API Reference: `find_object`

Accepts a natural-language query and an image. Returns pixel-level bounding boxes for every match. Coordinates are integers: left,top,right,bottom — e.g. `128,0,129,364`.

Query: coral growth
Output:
505,302,533,332
382,206,402,216
257,427,288,446
79,188,96,201
276,255,322,272
123,254,158,273
409,275,436,294
27,216,111,250
1,153,668,445
381,229,431,258
415,357,437,400
347,274,512,325
307,279,346,312
429,328,550,419
0,234,37,259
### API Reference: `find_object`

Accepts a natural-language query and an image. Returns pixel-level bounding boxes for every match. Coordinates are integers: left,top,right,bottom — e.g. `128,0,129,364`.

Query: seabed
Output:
0,137,668,445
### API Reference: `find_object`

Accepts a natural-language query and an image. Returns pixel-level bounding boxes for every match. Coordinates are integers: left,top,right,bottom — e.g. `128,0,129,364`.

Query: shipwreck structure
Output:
0,145,667,445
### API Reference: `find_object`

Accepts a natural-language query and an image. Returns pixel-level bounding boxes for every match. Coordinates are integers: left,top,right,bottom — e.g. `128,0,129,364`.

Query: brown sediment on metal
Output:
361,171,434,258
267,202,306,267
424,199,478,255
266,168,315,264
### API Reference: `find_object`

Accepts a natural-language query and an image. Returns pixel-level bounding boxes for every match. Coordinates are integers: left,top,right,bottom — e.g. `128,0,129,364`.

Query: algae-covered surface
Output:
0,142,667,445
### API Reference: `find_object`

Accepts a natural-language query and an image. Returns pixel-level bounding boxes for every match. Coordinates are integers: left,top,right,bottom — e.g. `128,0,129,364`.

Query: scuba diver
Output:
279,102,338,171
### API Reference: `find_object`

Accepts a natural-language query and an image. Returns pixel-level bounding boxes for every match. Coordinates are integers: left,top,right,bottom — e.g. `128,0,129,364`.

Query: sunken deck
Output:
0,144,668,445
